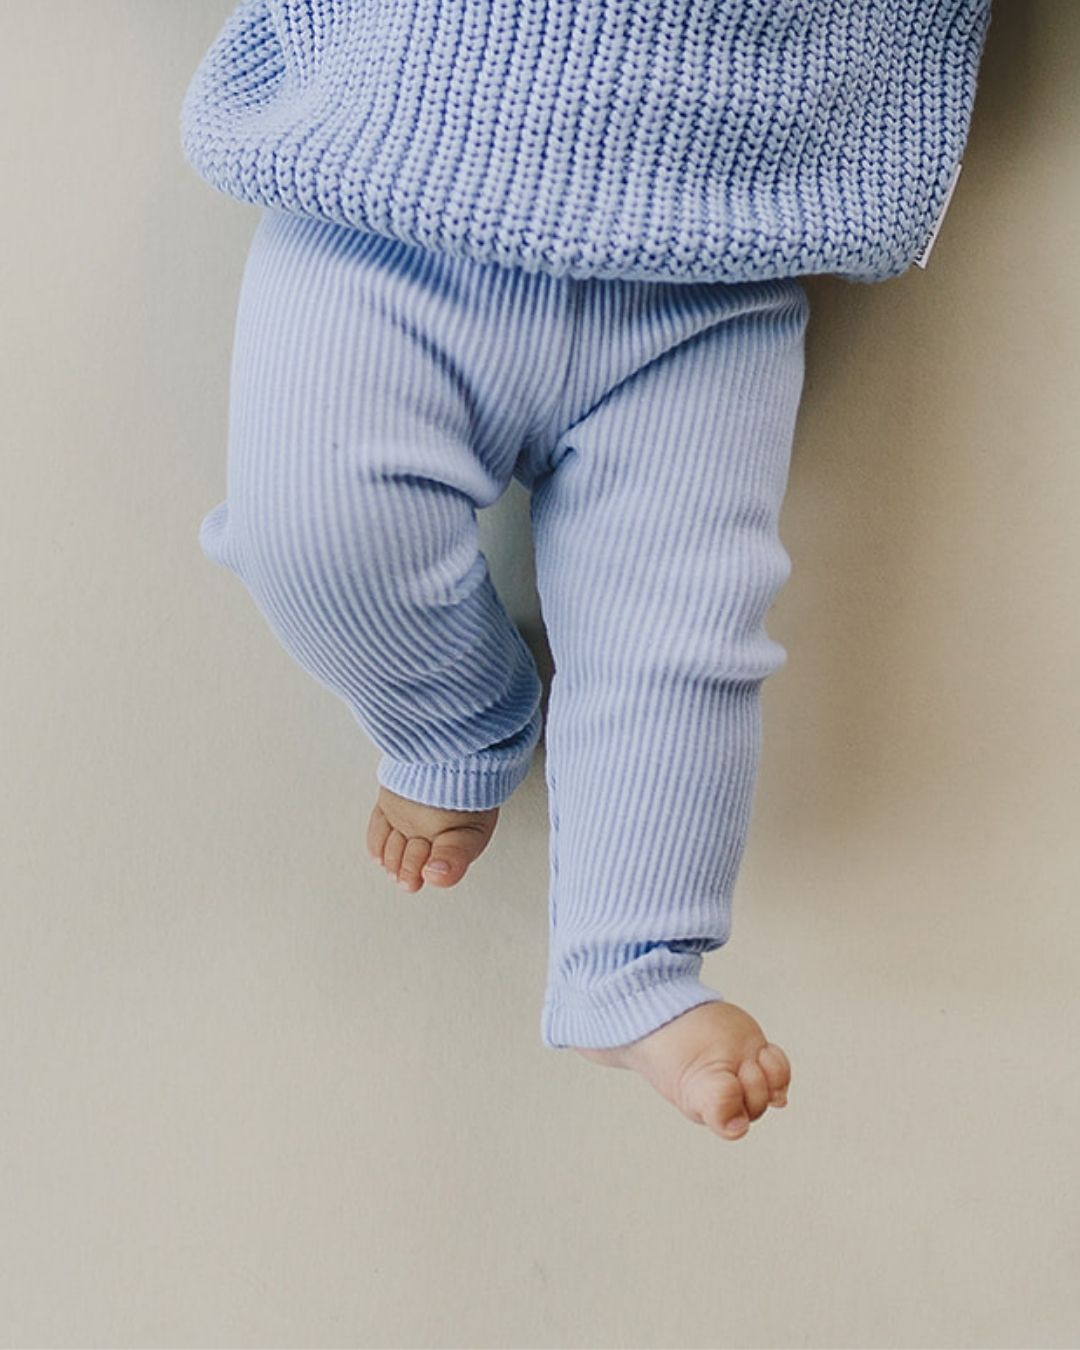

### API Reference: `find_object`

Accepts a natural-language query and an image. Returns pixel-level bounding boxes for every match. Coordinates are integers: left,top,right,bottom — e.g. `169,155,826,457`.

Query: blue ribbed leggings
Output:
199,209,810,1050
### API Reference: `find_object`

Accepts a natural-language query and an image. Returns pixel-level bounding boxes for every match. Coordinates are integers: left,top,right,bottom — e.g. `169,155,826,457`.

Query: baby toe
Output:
757,1042,791,1106
421,841,471,887
683,1066,751,1141
396,837,432,891
366,805,391,865
382,828,407,879
736,1057,771,1121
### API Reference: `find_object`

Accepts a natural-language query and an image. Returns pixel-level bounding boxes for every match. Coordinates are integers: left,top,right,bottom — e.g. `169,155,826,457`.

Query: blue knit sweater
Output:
180,0,992,285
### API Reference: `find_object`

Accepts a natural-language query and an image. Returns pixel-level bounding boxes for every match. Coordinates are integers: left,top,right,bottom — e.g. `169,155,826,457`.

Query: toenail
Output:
424,861,450,875
727,1116,749,1134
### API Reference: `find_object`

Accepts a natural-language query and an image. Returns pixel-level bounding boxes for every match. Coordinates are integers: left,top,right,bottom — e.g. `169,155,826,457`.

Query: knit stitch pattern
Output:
180,0,992,284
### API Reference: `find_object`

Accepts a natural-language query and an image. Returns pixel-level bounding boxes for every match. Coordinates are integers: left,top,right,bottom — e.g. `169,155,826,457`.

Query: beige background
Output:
2,3,1078,1347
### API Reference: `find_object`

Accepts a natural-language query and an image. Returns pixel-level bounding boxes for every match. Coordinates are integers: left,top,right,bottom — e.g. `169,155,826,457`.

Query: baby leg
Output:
199,211,544,835
530,275,808,1133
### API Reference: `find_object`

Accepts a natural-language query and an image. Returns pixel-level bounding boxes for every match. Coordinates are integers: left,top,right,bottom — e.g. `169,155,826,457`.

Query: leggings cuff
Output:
375,720,540,810
540,968,724,1051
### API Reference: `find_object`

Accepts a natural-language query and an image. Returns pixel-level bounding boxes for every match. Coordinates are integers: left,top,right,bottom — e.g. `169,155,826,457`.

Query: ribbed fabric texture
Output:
180,0,992,286
200,208,808,1048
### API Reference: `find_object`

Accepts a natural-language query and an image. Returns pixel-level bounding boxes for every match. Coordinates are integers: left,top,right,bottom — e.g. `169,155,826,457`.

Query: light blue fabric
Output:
199,209,809,1048
180,0,992,286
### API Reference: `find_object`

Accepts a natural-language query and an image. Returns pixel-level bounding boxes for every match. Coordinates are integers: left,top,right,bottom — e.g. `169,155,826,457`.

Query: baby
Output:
181,0,992,1140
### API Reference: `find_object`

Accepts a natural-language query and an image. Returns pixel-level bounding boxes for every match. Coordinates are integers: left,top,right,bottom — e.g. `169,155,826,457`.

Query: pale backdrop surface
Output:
2,3,1078,1347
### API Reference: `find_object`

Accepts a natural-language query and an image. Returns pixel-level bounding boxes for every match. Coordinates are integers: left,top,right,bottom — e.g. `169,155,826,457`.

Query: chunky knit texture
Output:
180,0,992,285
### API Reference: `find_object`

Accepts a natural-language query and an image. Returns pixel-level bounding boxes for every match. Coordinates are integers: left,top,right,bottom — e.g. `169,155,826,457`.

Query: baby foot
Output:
366,785,499,893
576,1000,790,1141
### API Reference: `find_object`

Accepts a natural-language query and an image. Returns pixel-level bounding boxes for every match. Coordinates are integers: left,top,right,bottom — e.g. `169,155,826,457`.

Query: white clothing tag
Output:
914,160,964,269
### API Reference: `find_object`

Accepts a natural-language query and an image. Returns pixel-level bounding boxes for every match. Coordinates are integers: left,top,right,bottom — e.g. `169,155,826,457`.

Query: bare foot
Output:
576,1000,791,1141
366,785,499,893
